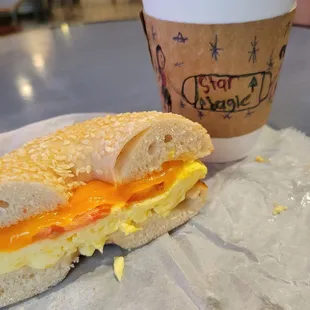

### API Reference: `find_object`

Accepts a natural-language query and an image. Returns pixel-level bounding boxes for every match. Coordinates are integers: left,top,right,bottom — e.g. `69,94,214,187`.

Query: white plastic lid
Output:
142,0,296,24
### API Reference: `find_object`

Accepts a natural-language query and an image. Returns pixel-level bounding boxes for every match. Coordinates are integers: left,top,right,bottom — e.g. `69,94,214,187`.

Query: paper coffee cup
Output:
141,0,296,162
143,0,296,24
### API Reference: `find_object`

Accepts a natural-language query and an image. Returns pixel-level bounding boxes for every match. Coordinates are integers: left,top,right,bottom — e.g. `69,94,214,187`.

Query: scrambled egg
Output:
0,161,207,275
272,204,288,216
255,156,269,163
114,256,124,282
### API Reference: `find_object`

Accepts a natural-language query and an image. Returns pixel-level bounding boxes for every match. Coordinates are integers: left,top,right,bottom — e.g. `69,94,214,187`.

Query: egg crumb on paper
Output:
272,204,288,216
114,256,125,282
255,156,267,163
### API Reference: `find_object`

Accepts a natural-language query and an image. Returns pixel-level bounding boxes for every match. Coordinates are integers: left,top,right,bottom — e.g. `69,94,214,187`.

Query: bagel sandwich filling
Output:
0,160,207,274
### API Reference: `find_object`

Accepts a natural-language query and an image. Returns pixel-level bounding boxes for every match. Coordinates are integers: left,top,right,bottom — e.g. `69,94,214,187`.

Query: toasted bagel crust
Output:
0,112,213,228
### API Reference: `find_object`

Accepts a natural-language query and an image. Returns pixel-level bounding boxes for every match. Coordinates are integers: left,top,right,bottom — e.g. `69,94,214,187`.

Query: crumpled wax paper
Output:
2,114,310,310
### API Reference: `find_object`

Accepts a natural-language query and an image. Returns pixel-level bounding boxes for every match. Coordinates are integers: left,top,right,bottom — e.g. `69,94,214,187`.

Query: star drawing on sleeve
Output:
245,110,254,118
248,36,259,64
267,51,274,71
151,26,156,41
223,113,232,120
197,110,204,120
209,35,223,61
173,32,188,43
174,62,184,67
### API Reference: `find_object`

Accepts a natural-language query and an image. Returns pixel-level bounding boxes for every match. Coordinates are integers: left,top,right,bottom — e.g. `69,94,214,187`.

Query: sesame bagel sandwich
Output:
0,111,213,307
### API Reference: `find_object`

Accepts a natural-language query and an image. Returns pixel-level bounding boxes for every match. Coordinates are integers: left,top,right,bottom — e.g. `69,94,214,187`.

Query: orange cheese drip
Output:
0,161,184,252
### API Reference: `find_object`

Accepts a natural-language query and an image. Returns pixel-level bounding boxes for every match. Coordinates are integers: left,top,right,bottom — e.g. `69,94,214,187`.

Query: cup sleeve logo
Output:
142,9,295,137
181,72,272,113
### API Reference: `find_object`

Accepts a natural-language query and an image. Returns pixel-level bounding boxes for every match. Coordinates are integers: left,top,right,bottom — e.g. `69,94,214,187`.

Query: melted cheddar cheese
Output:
0,161,207,275
0,162,184,252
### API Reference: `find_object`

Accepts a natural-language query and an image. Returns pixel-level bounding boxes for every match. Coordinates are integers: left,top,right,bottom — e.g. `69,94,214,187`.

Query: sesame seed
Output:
86,165,92,174
105,146,113,153
79,154,86,160
20,173,30,180
79,167,86,173
55,184,64,191
17,149,26,156
30,155,38,161
85,146,94,152
64,140,71,146
57,164,70,170
81,139,89,145
105,141,112,147
55,155,66,161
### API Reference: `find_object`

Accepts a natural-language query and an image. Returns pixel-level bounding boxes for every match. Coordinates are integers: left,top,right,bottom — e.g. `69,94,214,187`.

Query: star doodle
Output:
223,113,232,120
209,35,223,61
197,110,204,120
173,32,188,43
180,101,185,108
151,27,156,41
284,22,291,36
245,110,254,118
174,62,184,67
248,36,259,64
267,51,274,71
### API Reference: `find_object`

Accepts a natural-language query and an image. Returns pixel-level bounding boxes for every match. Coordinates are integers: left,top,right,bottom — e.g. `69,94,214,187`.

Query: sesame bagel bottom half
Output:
0,111,214,307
